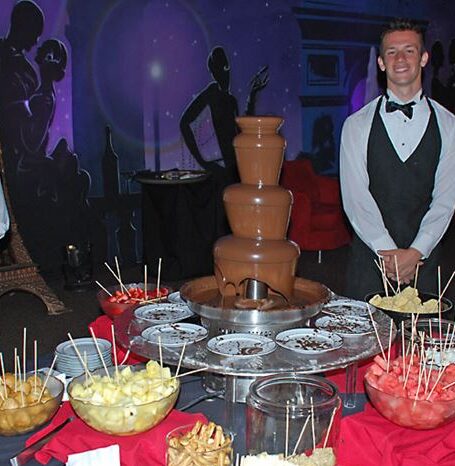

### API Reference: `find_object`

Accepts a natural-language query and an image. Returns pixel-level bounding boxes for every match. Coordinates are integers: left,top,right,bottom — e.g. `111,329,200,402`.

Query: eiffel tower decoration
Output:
0,143,69,315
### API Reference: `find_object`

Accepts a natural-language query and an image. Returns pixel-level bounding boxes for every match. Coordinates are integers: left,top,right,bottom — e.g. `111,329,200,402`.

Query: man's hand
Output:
378,247,423,285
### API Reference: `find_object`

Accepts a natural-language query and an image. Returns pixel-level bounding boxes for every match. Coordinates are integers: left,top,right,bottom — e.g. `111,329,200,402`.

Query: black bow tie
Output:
385,100,416,119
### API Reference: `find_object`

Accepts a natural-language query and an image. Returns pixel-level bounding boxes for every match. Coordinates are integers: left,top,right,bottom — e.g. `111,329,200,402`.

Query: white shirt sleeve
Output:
411,103,455,257
0,179,10,239
339,103,397,253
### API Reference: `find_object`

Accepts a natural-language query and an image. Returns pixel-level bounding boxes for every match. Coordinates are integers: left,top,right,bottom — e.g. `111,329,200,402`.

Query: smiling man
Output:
340,19,455,299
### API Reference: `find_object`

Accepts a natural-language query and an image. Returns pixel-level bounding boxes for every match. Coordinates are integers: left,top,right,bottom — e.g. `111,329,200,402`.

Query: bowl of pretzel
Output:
166,420,233,466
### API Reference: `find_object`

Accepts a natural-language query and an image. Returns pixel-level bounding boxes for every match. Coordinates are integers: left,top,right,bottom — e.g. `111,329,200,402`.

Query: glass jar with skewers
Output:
245,374,340,463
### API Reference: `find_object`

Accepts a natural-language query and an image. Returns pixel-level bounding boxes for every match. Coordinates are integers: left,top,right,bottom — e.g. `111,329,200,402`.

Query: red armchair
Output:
280,159,351,254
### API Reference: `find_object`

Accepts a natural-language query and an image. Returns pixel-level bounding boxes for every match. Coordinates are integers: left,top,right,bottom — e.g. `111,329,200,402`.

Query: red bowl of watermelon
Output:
97,282,171,319
365,355,455,429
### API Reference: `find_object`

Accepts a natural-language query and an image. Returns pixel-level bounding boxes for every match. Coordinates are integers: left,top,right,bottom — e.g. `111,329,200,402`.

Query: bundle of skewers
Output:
0,329,64,435
365,277,455,429
238,397,338,465
369,261,455,316
96,258,172,318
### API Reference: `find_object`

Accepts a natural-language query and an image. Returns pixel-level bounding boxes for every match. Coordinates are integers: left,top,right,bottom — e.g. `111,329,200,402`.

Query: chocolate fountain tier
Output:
224,183,292,239
214,235,299,301
180,275,330,333
234,116,285,186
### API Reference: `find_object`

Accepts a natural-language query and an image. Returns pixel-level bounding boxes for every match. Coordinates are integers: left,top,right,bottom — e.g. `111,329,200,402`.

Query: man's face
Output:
378,30,428,92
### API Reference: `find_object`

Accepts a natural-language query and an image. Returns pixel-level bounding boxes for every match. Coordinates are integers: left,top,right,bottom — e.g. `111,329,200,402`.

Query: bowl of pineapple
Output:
67,361,179,435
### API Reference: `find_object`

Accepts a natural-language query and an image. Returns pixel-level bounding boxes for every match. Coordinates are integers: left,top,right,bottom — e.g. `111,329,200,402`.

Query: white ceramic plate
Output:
315,315,374,336
275,328,343,354
141,323,207,347
322,299,373,317
55,338,111,358
134,303,193,323
207,333,276,357
167,291,185,304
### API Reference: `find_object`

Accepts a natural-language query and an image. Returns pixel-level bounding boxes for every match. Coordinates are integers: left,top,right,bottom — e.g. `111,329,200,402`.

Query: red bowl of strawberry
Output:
365,354,455,429
97,283,171,319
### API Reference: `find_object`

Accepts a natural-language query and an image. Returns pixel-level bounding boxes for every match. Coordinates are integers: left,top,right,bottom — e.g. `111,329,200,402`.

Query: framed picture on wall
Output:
302,49,345,95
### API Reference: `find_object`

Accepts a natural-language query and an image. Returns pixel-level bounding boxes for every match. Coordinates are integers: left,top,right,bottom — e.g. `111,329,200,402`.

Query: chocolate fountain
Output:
180,116,329,337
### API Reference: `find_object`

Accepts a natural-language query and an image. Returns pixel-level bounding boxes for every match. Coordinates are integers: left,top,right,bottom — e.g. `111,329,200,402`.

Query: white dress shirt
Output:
0,178,9,239
340,89,455,258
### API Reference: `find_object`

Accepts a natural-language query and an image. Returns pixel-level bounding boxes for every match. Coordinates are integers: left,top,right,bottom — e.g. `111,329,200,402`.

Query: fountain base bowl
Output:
180,275,330,337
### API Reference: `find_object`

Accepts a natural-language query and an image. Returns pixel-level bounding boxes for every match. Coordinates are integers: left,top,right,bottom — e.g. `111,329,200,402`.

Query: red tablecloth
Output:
89,315,146,364
26,402,207,465
338,403,455,466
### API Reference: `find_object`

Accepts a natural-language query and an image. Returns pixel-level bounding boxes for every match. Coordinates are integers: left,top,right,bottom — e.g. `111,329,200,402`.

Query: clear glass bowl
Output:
97,282,171,319
166,422,233,466
246,374,341,456
0,373,64,436
68,365,179,435
364,378,455,429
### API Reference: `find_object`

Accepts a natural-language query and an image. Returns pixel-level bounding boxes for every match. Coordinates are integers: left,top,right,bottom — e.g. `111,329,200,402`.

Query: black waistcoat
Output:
367,97,441,248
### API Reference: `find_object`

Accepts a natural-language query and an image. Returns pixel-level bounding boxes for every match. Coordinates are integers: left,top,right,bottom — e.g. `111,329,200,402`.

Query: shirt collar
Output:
386,89,424,105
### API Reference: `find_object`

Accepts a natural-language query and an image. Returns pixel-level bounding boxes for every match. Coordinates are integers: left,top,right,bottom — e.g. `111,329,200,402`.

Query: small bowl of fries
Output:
166,420,233,466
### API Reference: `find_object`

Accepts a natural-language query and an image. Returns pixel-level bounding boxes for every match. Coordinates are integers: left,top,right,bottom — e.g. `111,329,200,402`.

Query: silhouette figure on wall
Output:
0,0,44,178
180,46,268,186
0,1,91,271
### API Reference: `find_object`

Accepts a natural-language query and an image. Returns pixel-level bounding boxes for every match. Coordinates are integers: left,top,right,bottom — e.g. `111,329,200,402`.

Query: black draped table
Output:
135,170,222,281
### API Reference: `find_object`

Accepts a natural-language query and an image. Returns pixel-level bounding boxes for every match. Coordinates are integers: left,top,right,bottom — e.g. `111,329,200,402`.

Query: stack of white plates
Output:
55,337,112,377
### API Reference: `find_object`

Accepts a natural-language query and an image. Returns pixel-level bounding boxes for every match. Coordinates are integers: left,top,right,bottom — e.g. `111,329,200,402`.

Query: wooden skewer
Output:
95,280,112,296
374,259,396,295
439,270,455,303
367,304,387,360
172,367,208,379
144,264,148,301
14,347,17,392
23,327,27,384
285,400,290,459
34,339,38,394
386,319,393,373
114,256,129,295
413,335,425,406
105,260,130,296
16,356,24,407
292,415,311,456
84,351,88,384
89,328,111,380
424,347,435,396
401,321,406,379
394,255,401,293
158,335,164,386
67,333,94,382
156,258,162,298
310,397,316,452
38,354,58,402
438,266,443,356
175,342,187,378
0,352,7,399
111,324,119,379
427,364,448,399
119,350,131,366
323,407,338,449
403,343,417,389
375,257,389,297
